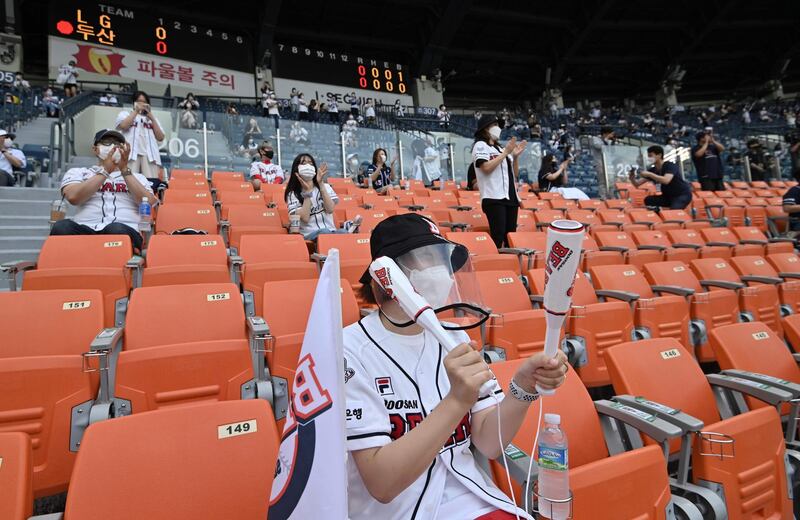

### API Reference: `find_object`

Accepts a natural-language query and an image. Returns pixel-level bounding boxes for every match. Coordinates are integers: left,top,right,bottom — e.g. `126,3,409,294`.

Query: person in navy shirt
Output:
782,185,800,233
366,148,395,194
691,130,725,191
629,145,692,209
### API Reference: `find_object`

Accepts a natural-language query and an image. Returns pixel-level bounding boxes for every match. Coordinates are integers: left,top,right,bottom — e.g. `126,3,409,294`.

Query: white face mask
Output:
3,138,12,148
408,265,454,308
97,144,121,162
379,154,386,162
297,163,316,180
646,156,656,165
488,126,502,140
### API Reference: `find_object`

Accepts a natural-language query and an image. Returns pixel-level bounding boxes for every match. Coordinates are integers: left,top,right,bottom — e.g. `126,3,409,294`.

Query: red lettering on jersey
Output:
387,411,470,447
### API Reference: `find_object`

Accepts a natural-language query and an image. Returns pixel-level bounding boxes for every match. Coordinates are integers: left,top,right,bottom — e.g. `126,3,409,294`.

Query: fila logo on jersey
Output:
375,377,394,396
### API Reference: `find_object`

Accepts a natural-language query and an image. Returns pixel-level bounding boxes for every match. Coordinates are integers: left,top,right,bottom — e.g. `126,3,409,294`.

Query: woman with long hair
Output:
366,147,396,194
537,153,569,192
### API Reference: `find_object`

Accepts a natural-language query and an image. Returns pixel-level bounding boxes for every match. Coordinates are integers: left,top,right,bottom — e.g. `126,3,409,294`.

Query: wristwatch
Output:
509,378,540,403
121,168,132,177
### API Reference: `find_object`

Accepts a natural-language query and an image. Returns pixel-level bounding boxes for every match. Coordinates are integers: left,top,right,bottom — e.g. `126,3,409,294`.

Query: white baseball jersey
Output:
344,312,529,520
60,166,153,231
286,184,339,237
249,160,284,184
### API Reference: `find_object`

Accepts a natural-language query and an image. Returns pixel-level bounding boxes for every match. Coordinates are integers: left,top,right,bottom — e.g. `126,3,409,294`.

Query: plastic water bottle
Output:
138,197,151,231
537,413,570,520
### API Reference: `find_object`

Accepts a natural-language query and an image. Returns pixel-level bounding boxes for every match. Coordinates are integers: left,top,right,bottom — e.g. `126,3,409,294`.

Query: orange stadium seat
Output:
700,227,764,256
589,264,690,347
689,258,784,337
445,231,526,274
488,362,676,520
667,229,730,259
632,230,699,263
162,189,213,205
593,231,663,268
729,255,800,315
239,234,319,316
62,400,279,520
142,234,233,287
445,208,490,233
0,432,32,520
731,226,795,255
154,204,218,235
643,261,741,362
315,234,372,298
223,205,285,251
0,289,104,497
216,191,266,220
767,251,800,275
527,268,634,387
210,171,245,185
605,338,794,519
169,168,205,180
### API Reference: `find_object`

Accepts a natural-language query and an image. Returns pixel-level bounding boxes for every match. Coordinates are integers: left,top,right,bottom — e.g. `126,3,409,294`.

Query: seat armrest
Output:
529,294,543,305
595,399,685,443
0,260,36,291
310,253,327,263
229,255,244,284
218,219,230,230
246,316,272,383
651,285,695,297
699,279,745,290
611,395,704,433
691,218,713,223
125,256,145,289
768,237,795,243
498,247,532,256
595,289,640,302
599,245,629,253
720,369,800,398
740,275,783,285
672,242,701,250
28,514,65,520
213,200,222,208
439,221,469,231
662,219,688,225
739,239,767,245
779,272,800,279
705,241,735,248
85,327,124,406
794,353,800,364
402,204,425,211
449,205,473,211
706,373,794,407
637,244,666,251
492,443,538,489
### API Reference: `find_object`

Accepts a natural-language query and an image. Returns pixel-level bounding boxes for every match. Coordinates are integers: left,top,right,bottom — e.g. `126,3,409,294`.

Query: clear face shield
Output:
370,242,490,330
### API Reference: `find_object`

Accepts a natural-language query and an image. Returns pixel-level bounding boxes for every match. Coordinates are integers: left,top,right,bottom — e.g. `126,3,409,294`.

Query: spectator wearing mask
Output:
365,99,376,126
422,140,442,187
537,153,569,192
598,126,616,145
309,99,319,123
243,118,262,142
691,130,725,191
437,104,450,130
746,139,768,182
178,93,200,129
57,59,79,97
51,129,155,250
328,99,339,123
239,136,258,158
628,145,692,210
115,91,165,181
472,115,527,248
249,144,284,190
289,88,299,114
366,148,395,194
394,99,406,118
349,93,359,117
12,73,30,91
298,93,309,121
227,104,239,116
42,88,61,117
759,107,772,122
98,88,118,106
0,130,24,186
290,121,309,145
782,184,800,235
266,93,280,128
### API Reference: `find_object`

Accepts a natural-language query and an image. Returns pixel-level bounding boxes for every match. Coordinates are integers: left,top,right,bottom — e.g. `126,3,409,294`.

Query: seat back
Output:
642,261,702,292
0,432,32,520
473,270,532,313
666,229,705,247
700,227,737,246
659,209,691,223
507,231,547,251
145,234,228,268
594,231,637,250
240,234,310,264
162,189,213,205
689,257,741,284
528,268,598,306
729,255,779,279
216,191,263,206
767,252,800,273
64,400,278,520
444,231,499,256
155,204,217,234
588,264,655,298
169,168,205,180
37,235,133,269
226,206,283,228
631,230,672,249
448,209,489,230
317,234,372,263
732,226,768,244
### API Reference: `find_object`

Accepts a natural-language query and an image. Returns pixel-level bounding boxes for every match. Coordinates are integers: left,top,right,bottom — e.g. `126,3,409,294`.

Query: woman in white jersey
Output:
115,91,165,181
344,213,567,519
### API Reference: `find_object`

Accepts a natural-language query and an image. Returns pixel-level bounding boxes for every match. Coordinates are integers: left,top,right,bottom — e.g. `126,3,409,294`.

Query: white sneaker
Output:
343,214,363,233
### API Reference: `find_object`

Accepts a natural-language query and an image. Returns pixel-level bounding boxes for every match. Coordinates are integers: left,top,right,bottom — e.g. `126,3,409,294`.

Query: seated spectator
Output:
239,136,258,157
394,99,406,118
290,121,309,145
782,184,800,235
746,138,768,181
98,88,118,106
0,130,25,187
538,153,569,192
243,117,262,141
51,129,156,250
249,144,283,190
57,59,79,97
42,88,61,117
12,73,30,91
178,93,200,129
759,107,773,122
365,99,376,126
628,145,692,210
366,148,395,194
298,93,309,121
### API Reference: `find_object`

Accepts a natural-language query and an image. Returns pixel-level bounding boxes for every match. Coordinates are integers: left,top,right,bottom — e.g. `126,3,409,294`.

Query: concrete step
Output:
0,199,51,217
0,225,50,237
0,236,47,250
0,249,39,264
0,187,61,201
0,215,51,226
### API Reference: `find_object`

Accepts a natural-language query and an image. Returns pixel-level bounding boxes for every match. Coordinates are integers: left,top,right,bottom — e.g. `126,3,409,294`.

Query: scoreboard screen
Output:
273,42,410,95
49,2,253,72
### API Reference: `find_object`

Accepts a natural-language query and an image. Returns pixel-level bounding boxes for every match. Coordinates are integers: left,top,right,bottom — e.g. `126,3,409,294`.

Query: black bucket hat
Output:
474,114,499,138
358,213,469,284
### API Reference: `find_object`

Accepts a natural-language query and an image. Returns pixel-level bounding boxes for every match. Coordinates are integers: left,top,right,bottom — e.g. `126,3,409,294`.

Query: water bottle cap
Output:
544,413,561,425
141,197,148,202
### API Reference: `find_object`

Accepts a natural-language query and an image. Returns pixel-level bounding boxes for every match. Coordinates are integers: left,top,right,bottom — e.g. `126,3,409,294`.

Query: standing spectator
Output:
366,148,395,194
226,103,239,116
628,145,692,210
249,143,284,190
394,99,406,118
178,93,200,129
98,88,118,106
50,129,156,250
12,73,30,91
266,93,280,128
260,82,273,97
537,153,569,192
746,139,768,182
261,88,270,117
0,130,24,186
290,121,309,145
437,137,450,175
789,131,800,182
422,140,442,187
365,99,376,126
57,59,79,97
297,93,309,121
437,104,450,130
472,115,527,247
590,106,601,119
474,110,482,122
691,130,725,191
327,99,339,123
349,92,359,117
742,106,752,125
759,107,773,122
115,91,165,181
289,88,299,115
309,99,320,123
242,118,262,141
42,88,61,117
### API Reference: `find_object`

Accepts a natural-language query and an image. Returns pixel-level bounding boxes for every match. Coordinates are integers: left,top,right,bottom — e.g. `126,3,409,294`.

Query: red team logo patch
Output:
375,377,394,396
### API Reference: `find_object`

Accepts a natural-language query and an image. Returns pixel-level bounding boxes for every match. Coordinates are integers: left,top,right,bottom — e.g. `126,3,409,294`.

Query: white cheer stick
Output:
538,220,585,395
369,256,495,394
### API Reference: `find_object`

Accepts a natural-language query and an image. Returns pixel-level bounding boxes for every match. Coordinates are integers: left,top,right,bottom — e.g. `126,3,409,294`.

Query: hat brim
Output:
474,117,499,137
0,133,15,140
358,234,470,285
94,130,126,145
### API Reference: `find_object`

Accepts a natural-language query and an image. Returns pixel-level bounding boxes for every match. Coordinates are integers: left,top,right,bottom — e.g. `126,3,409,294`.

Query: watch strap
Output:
509,378,540,403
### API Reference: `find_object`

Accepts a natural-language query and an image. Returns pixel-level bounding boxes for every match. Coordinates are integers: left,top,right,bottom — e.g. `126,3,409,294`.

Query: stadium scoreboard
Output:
273,42,410,94
49,2,253,72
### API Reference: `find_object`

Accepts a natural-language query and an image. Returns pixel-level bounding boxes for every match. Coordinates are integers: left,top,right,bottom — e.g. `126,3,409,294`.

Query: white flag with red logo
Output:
268,248,348,519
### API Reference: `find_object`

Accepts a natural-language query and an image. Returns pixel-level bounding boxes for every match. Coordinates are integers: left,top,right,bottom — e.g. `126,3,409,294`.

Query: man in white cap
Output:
0,129,25,186
51,129,156,250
